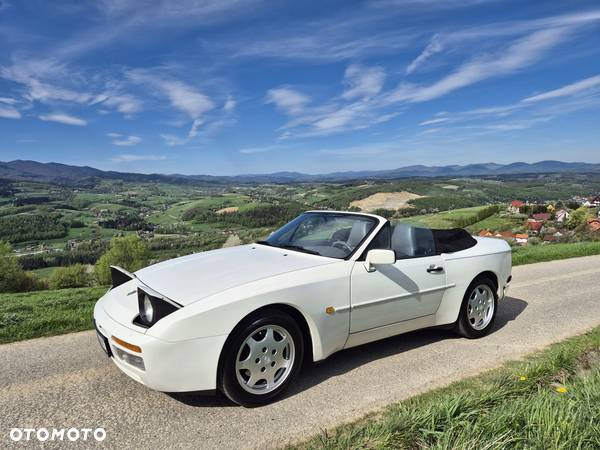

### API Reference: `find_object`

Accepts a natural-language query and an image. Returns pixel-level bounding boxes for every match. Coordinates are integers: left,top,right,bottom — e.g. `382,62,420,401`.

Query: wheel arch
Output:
216,303,316,387
472,270,499,294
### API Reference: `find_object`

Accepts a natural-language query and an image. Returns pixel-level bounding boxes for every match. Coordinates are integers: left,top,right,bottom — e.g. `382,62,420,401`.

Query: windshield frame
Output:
257,211,381,260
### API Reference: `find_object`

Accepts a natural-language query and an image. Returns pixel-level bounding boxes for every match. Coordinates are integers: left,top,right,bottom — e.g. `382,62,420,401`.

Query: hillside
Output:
1,159,600,185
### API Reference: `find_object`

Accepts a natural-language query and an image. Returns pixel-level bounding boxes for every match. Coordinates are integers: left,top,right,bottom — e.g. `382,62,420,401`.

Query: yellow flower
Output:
555,386,568,394
519,376,527,381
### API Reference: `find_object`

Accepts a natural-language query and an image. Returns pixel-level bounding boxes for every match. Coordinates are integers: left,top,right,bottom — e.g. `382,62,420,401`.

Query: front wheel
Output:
219,311,304,406
455,277,498,338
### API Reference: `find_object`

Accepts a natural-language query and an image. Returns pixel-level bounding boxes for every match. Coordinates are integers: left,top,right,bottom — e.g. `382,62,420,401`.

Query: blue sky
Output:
0,0,599,175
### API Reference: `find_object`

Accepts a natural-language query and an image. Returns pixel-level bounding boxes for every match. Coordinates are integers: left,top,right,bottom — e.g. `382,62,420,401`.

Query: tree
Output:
49,264,93,289
0,241,45,292
95,235,151,285
567,206,590,230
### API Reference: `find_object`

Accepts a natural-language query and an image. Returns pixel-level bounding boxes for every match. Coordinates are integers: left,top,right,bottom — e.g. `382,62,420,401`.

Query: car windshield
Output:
257,212,378,259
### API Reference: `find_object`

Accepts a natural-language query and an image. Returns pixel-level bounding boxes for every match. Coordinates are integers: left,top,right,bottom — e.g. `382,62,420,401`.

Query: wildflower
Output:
519,376,527,381
555,386,568,394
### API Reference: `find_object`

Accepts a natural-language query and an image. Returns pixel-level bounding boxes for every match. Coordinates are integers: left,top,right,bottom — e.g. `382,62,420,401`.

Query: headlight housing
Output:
135,288,180,328
110,266,134,289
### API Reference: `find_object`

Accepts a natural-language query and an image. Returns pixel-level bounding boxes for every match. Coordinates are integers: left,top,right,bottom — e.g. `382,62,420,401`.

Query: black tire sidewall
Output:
219,310,304,407
457,277,498,339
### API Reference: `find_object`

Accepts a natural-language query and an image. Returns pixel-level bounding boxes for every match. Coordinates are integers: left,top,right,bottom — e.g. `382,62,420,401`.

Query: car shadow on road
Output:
168,296,527,407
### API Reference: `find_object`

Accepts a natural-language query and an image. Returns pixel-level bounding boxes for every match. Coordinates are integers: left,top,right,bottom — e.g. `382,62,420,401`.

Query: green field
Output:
398,206,489,228
291,326,600,450
0,286,107,344
512,241,600,266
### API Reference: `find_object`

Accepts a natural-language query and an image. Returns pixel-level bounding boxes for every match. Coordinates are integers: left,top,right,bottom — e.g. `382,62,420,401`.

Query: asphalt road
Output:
2,255,600,449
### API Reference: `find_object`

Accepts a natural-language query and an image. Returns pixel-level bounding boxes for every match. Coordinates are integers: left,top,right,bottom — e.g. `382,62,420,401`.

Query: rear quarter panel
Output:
436,237,512,325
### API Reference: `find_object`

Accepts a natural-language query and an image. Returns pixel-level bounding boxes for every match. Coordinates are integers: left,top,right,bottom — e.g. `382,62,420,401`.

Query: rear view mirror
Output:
364,249,396,272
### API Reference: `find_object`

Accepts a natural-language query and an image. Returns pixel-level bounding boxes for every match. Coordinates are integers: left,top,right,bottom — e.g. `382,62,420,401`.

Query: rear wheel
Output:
219,310,304,406
455,277,497,338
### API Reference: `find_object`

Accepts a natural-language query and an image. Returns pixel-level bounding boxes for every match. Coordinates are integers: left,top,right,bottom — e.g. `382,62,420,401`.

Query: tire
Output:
455,276,498,339
218,309,304,407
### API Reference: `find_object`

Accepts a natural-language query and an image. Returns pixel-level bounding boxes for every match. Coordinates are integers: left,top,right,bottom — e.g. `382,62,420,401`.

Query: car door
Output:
349,223,448,333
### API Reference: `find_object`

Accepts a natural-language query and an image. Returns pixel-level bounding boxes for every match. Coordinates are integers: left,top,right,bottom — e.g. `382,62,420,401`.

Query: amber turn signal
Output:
111,335,142,353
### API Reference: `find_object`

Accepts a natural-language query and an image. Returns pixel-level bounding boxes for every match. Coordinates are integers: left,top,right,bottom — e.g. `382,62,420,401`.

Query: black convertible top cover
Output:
432,228,477,254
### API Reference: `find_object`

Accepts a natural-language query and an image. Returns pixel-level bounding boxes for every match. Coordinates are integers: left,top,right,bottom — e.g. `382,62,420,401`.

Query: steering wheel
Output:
332,241,352,253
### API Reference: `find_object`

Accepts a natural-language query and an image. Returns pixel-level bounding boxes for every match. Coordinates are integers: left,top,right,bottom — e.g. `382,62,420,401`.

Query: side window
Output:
365,223,391,252
390,224,437,259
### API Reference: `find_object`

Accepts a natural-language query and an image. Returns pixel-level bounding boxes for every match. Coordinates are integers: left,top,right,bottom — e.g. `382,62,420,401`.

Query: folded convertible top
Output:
432,228,477,254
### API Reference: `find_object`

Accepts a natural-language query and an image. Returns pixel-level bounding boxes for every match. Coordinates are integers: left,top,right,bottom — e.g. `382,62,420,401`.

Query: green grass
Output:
290,327,600,450
0,286,107,344
30,266,57,279
466,213,525,233
398,206,489,228
512,241,600,266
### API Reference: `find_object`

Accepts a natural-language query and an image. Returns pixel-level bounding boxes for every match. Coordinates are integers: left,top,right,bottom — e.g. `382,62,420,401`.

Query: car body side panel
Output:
435,237,512,325
147,261,354,361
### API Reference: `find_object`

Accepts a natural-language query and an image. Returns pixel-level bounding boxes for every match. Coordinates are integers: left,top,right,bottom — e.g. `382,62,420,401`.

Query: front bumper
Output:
500,274,512,300
93,299,228,392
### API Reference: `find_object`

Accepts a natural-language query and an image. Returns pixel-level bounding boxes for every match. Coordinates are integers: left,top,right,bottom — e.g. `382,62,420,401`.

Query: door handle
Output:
427,264,444,273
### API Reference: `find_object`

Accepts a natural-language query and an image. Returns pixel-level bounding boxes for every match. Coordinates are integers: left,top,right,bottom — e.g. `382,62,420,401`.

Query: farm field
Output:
0,171,599,298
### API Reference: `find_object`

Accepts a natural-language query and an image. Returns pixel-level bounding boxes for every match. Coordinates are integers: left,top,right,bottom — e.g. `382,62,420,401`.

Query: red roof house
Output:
511,200,524,208
532,213,551,221
527,221,543,232
587,218,600,232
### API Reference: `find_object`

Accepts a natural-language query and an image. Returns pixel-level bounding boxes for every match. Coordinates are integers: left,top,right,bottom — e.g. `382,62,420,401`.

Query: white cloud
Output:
403,10,600,74
127,70,213,119
420,117,451,126
0,107,20,119
522,74,600,103
389,28,570,104
98,93,143,115
39,113,87,126
110,134,142,146
342,64,386,100
27,79,94,104
0,97,17,105
112,154,167,162
187,118,204,138
160,133,187,147
223,96,236,112
406,34,443,75
239,144,283,154
265,87,310,115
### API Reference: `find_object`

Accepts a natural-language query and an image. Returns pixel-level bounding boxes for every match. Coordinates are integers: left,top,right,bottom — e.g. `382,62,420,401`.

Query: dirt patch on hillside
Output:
222,234,242,248
441,184,459,190
215,206,239,215
350,191,424,212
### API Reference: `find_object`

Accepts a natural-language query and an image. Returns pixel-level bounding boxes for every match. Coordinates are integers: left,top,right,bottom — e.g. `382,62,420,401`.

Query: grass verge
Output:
0,286,107,344
290,327,600,449
512,241,600,266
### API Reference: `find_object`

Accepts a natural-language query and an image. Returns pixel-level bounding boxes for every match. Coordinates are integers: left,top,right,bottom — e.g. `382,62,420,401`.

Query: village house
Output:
515,233,529,245
527,220,543,234
583,196,600,208
555,209,570,223
508,200,524,214
532,212,551,221
587,217,600,233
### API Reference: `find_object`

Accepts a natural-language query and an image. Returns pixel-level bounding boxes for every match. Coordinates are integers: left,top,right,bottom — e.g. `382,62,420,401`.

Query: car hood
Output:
134,244,338,306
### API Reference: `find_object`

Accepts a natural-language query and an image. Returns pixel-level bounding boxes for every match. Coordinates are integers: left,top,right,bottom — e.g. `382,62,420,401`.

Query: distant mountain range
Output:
1,159,600,185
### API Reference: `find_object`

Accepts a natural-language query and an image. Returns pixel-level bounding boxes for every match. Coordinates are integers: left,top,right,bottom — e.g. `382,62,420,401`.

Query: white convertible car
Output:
94,211,511,406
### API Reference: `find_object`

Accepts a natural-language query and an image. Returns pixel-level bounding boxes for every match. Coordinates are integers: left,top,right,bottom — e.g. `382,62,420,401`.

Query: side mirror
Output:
364,249,396,272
